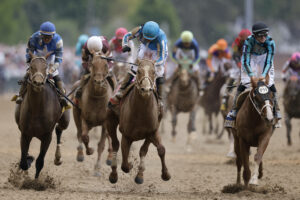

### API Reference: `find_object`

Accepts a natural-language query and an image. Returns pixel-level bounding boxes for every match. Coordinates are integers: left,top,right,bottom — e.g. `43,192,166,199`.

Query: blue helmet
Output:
142,21,160,40
78,34,89,45
40,21,56,35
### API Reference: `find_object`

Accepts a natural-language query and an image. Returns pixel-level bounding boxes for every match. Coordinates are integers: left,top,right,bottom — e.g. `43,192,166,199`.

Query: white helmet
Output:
87,36,103,54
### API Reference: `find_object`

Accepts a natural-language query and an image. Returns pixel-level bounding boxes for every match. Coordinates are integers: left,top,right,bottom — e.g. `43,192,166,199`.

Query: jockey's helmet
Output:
87,36,103,54
238,29,251,40
252,22,269,36
216,39,228,51
115,28,128,40
180,31,194,43
142,21,160,40
40,21,56,36
291,52,300,63
78,34,89,45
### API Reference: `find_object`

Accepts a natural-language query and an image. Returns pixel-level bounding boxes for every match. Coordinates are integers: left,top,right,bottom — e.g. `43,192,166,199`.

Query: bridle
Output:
28,57,47,86
248,88,273,116
136,75,155,91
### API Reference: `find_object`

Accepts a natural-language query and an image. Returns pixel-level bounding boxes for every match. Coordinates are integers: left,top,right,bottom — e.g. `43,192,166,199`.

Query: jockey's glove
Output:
122,46,131,53
49,63,59,74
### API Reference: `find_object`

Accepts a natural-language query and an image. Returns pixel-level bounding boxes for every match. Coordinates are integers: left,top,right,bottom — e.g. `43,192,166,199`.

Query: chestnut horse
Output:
231,79,275,186
73,52,114,175
15,53,70,178
106,59,171,184
283,74,300,145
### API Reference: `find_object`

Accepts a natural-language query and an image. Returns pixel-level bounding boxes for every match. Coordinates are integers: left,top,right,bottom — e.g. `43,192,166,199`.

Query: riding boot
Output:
224,84,246,128
108,72,134,107
15,71,30,104
220,78,235,111
53,75,69,108
273,92,282,128
156,77,165,113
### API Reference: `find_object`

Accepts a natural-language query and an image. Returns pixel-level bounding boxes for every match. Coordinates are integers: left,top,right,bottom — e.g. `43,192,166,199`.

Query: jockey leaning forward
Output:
14,21,69,108
108,21,168,109
224,22,282,128
170,30,201,93
281,52,300,82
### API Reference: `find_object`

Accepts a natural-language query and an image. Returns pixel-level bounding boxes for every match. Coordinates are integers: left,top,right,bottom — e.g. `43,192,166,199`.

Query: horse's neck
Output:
128,86,156,112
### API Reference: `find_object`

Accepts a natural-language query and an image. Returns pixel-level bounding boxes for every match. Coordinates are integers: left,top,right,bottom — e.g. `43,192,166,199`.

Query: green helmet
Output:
180,30,194,43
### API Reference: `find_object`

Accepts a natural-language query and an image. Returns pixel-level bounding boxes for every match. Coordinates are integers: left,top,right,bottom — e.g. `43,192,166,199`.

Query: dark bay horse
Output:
72,52,114,175
231,79,274,186
167,63,199,146
199,70,227,134
283,74,300,145
15,53,70,178
106,59,171,184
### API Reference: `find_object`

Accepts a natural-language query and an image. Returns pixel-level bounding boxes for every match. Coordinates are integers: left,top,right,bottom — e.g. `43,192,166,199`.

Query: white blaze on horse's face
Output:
139,64,153,95
264,100,273,122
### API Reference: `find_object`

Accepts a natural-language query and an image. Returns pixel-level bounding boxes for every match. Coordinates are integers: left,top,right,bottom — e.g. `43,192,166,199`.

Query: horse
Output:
231,79,275,186
167,61,199,146
72,52,114,175
106,59,171,184
283,74,300,145
199,69,227,135
15,52,70,178
112,61,129,83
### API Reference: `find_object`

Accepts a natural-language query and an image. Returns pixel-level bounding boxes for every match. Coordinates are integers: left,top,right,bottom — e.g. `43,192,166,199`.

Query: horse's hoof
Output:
109,172,118,184
94,171,101,177
86,148,94,155
121,163,132,173
249,177,258,185
26,155,35,168
161,172,171,181
77,155,84,162
54,158,63,166
106,159,112,166
226,151,236,158
135,176,144,184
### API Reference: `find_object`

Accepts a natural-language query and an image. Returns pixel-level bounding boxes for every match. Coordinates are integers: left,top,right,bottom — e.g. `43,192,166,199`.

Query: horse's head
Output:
28,51,50,92
90,52,109,89
178,58,192,87
251,79,274,124
135,59,155,96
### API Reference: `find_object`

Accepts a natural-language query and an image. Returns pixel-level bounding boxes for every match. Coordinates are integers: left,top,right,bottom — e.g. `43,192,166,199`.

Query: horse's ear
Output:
251,77,258,88
28,51,35,59
265,74,270,86
136,59,140,66
45,51,53,59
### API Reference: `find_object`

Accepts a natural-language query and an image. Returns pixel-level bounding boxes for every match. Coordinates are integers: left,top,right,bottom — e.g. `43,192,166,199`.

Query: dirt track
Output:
0,87,299,200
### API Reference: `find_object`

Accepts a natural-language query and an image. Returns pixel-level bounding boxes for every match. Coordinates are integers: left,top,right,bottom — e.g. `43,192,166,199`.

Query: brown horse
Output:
283,75,300,145
72,52,114,175
112,62,129,83
167,65,199,146
15,53,70,178
199,70,227,134
106,59,171,184
231,79,275,186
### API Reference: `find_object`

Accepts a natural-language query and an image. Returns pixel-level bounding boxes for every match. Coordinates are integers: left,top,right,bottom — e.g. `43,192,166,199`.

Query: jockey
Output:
220,29,251,111
109,27,134,63
225,22,281,128
170,30,201,92
109,21,168,108
75,35,115,99
281,52,300,82
206,38,231,81
15,21,68,107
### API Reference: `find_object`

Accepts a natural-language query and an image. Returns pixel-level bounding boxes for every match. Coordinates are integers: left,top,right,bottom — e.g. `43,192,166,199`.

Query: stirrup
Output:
220,103,226,111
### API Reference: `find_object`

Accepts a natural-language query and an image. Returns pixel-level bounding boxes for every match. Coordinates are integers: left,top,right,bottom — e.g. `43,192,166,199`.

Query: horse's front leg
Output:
20,134,33,171
285,114,292,145
151,132,171,182
121,136,133,173
35,133,52,179
81,119,94,155
135,139,151,184
106,134,113,166
239,137,251,186
250,133,271,185
94,125,108,176
171,106,177,142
